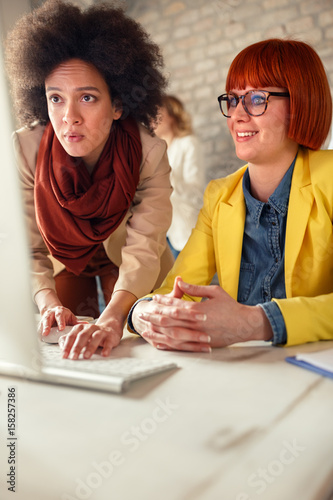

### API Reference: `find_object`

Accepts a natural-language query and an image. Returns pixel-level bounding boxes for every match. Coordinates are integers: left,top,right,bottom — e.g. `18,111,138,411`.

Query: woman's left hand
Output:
139,279,272,351
59,290,137,359
59,318,123,359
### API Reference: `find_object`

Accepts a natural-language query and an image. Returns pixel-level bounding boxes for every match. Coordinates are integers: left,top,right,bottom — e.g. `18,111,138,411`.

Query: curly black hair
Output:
5,0,167,131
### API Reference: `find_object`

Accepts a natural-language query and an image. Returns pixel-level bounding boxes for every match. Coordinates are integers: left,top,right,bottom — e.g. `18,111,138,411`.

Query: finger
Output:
100,330,121,357
178,281,219,299
142,331,211,353
82,329,106,359
68,327,97,360
141,330,173,348
144,324,211,345
54,307,67,330
61,325,84,359
41,311,56,336
140,306,207,324
169,276,184,299
54,306,77,330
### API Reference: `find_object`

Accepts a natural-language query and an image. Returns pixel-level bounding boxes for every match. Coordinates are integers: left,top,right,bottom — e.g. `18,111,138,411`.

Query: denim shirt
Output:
237,158,296,345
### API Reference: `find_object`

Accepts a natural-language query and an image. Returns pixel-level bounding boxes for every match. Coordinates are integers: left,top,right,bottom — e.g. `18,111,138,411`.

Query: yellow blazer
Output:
154,147,333,346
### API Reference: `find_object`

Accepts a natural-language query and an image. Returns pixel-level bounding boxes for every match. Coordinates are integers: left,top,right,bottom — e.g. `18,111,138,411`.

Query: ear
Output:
112,98,123,120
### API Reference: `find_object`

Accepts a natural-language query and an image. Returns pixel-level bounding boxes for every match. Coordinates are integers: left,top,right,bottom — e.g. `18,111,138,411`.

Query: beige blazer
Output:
14,123,174,300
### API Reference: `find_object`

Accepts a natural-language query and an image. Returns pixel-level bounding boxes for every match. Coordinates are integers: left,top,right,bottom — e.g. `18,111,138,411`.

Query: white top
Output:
167,135,205,251
328,126,333,149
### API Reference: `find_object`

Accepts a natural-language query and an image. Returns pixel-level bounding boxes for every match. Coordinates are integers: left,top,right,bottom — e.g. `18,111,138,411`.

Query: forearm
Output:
97,290,138,328
35,288,62,315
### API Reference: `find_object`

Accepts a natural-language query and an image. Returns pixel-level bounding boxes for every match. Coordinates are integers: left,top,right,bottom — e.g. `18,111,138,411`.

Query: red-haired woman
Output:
129,38,333,351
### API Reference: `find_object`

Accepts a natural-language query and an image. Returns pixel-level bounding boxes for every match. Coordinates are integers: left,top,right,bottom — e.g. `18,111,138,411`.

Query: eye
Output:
228,95,238,108
81,94,96,103
251,93,266,106
49,95,62,104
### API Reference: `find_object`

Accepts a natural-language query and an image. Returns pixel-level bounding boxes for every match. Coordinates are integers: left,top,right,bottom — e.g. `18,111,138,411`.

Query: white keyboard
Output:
40,344,177,392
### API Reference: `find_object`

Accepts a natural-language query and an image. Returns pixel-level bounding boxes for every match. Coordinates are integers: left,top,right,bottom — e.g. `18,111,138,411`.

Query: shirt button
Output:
272,221,276,226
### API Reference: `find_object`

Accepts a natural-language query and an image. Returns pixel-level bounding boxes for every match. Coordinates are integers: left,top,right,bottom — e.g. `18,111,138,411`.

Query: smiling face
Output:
227,86,298,168
45,59,122,170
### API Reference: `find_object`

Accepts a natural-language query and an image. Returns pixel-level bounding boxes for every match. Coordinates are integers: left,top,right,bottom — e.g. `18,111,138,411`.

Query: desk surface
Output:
0,334,333,500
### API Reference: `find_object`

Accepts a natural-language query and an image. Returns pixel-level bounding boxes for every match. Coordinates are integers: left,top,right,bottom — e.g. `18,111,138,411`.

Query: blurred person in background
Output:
154,95,205,259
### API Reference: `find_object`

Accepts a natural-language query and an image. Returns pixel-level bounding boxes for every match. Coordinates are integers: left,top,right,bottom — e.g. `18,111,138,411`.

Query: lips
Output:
64,131,84,143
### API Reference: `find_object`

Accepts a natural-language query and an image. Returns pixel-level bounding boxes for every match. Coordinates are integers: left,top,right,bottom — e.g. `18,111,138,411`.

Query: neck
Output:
248,148,298,202
84,160,96,176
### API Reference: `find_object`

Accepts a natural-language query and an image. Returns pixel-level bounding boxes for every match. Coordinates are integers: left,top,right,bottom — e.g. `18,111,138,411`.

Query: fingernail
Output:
84,350,91,359
200,335,211,343
201,346,212,353
196,314,207,321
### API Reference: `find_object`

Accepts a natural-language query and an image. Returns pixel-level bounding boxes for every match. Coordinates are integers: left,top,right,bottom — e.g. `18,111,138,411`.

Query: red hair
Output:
226,39,332,150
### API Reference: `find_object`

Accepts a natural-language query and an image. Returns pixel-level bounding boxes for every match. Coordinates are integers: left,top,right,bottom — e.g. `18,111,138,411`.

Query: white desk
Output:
1,335,333,500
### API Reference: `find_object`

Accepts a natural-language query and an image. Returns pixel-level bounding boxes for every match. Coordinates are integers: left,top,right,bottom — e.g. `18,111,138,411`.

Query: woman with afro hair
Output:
5,0,174,360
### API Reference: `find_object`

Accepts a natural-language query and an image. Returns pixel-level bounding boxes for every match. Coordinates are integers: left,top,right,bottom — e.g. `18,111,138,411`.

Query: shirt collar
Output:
243,155,297,225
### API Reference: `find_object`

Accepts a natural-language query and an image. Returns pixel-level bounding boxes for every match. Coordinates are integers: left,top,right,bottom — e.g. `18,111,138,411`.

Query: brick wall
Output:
126,0,333,183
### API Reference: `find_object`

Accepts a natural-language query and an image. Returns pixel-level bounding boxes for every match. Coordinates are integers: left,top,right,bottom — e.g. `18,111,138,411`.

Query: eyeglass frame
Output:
217,90,290,118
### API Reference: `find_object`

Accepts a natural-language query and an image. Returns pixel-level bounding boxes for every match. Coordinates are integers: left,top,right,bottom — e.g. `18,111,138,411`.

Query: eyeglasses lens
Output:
245,91,266,115
222,91,267,117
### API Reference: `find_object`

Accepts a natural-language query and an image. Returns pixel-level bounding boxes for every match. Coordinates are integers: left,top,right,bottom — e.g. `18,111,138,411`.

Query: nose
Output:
62,101,81,125
231,98,250,121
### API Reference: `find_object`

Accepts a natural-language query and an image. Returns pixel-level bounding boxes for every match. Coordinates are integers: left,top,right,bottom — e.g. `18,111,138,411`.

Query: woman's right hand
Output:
35,288,78,337
38,306,78,337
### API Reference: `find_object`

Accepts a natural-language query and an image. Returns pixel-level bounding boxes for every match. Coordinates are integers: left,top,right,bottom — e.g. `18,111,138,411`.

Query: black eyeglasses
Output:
217,90,290,118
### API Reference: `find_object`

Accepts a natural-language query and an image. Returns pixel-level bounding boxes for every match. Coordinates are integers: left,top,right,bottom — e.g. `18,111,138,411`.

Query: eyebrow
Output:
45,86,101,93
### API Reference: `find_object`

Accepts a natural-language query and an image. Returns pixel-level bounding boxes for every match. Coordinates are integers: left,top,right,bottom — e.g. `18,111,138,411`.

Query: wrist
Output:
130,298,153,335
249,306,273,341
35,288,62,316
99,290,137,326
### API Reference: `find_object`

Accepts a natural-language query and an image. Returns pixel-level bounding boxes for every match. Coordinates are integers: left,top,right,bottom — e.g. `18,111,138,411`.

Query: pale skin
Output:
36,59,137,359
154,106,176,147
132,86,299,351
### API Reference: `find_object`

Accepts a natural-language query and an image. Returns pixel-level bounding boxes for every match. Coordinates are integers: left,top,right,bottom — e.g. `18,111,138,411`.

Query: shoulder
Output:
14,123,45,151
204,165,247,204
300,148,333,191
307,148,333,171
13,124,45,173
138,123,167,166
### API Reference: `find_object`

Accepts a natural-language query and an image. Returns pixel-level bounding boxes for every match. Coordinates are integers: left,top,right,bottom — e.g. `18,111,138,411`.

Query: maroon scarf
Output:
35,117,142,275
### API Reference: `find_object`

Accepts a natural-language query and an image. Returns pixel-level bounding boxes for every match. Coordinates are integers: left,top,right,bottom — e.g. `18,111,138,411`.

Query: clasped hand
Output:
135,277,270,351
